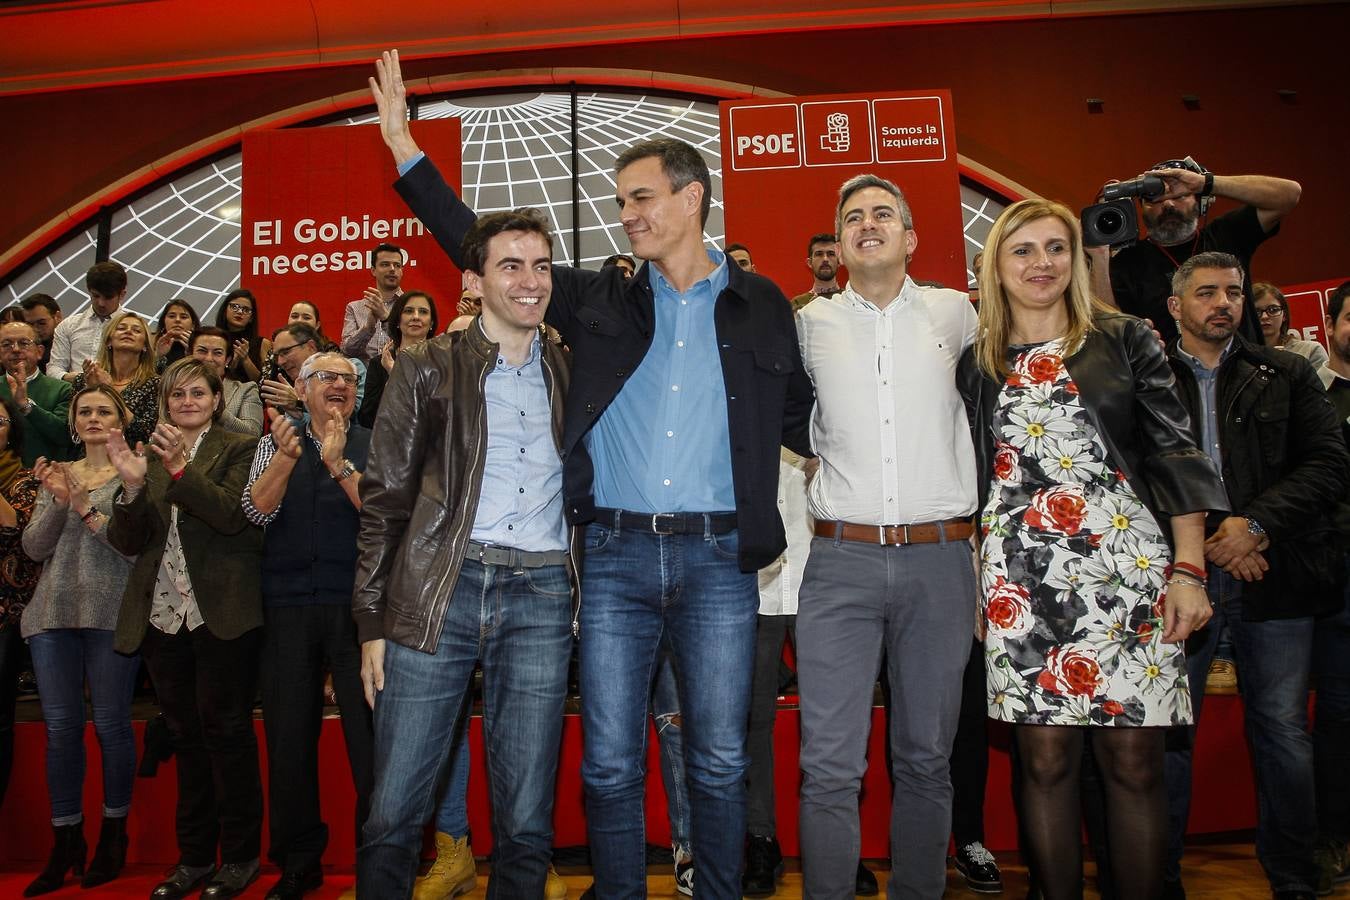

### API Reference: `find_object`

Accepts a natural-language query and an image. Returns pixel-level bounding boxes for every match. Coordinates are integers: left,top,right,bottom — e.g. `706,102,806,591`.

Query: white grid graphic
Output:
4,91,1005,320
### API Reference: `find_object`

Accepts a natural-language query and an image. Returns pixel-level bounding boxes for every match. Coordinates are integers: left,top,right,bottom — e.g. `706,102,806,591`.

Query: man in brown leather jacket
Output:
351,208,580,899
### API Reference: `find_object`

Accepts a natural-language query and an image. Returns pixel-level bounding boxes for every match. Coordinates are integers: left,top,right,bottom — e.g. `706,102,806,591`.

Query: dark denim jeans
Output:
579,522,757,900
1313,557,1350,842
357,559,572,900
432,719,472,838
652,649,691,857
28,628,140,824
1165,569,1318,893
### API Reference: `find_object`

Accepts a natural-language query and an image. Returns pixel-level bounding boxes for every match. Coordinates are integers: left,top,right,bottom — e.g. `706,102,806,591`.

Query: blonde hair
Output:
158,358,223,423
974,198,1107,380
95,311,158,386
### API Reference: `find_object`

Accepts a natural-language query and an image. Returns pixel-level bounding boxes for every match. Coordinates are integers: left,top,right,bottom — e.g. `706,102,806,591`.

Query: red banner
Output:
240,121,464,337
720,91,964,295
1282,278,1348,349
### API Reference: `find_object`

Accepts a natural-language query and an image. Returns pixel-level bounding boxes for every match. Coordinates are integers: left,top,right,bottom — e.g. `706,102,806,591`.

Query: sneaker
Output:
1205,658,1238,695
742,834,784,897
952,841,1003,894
673,850,694,897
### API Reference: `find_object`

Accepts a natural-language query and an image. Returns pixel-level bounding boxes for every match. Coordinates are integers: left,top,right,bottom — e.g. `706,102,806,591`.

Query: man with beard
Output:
1094,159,1300,346
341,243,405,361
791,233,842,311
1164,253,1348,900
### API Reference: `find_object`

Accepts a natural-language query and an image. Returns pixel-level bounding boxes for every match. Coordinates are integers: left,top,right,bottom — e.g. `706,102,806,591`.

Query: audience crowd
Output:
0,48,1347,900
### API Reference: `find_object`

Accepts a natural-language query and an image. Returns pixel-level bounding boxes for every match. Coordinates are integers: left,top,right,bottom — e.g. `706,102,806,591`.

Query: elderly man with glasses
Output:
0,320,74,464
243,351,373,900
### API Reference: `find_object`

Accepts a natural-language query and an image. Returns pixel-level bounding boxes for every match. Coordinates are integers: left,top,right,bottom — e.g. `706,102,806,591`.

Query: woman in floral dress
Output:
958,198,1228,899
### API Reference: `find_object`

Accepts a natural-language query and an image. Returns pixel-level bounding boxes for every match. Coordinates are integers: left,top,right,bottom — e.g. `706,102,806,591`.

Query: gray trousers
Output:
797,537,976,900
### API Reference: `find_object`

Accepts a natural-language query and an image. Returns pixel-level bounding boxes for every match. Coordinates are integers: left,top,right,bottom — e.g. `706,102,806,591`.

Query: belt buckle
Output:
652,513,676,535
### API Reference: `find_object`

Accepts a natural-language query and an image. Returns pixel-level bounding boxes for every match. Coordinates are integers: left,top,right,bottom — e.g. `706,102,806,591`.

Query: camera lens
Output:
1096,209,1124,236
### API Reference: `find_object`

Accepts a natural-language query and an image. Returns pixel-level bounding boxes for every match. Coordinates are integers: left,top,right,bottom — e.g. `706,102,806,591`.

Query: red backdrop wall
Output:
3,4,1348,292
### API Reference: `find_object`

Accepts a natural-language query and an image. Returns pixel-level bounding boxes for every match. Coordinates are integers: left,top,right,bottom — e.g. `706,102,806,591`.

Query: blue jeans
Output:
357,559,572,900
652,649,691,857
1313,557,1350,842
580,521,757,900
433,722,472,838
28,628,140,824
1165,569,1318,893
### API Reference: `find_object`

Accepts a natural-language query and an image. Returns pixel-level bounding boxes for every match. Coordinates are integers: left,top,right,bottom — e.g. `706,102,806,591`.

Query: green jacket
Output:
0,373,74,465
108,428,263,654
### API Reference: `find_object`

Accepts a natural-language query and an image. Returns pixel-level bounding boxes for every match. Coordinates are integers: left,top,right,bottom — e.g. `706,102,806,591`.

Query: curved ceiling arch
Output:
0,68,1035,288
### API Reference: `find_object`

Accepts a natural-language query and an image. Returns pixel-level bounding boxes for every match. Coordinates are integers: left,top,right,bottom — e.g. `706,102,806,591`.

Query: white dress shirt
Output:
796,276,978,526
757,449,815,616
46,306,118,379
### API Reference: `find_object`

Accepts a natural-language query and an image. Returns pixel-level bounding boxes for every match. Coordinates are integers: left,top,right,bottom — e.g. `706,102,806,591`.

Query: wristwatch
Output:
331,460,357,482
1246,517,1266,537
20,398,33,414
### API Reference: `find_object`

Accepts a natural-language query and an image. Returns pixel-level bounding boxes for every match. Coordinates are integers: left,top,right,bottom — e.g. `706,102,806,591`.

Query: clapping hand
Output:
270,413,303,460
232,339,250,367
321,413,349,474
6,360,28,406
147,424,190,476
33,457,72,505
105,429,149,488
362,287,389,323
82,358,110,387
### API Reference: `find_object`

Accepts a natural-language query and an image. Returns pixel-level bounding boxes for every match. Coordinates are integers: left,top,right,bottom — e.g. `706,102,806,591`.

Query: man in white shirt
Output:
340,243,404,360
794,173,978,900
46,261,127,382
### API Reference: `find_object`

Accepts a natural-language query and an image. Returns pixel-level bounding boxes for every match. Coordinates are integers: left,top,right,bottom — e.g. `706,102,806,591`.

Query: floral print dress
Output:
980,340,1192,727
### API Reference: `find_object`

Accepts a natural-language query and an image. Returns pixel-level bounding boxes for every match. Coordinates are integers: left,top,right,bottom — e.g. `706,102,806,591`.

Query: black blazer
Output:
108,428,263,653
394,156,815,572
1168,334,1349,620
957,311,1229,542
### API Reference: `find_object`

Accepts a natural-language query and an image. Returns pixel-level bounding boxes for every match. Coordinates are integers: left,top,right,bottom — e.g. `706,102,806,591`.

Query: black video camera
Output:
1080,174,1168,247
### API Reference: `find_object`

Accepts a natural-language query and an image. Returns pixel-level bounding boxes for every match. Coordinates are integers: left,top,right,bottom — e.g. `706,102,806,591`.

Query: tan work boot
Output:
413,833,477,900
545,864,568,899
1205,658,1238,694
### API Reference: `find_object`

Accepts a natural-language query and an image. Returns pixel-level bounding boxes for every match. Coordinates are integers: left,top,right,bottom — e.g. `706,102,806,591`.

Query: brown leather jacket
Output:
352,321,579,653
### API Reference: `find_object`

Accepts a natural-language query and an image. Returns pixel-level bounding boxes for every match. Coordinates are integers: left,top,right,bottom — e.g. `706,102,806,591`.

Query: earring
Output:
70,430,81,445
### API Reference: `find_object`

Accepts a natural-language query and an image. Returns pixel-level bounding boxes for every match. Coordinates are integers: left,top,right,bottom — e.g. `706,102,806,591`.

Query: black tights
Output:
1016,725,1166,900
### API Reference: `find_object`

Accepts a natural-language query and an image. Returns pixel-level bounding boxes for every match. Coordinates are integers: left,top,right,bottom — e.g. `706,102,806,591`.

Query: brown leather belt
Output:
814,518,975,546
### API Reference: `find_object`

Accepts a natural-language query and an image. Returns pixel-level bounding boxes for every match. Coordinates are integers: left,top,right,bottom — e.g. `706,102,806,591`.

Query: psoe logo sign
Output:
801,100,873,167
728,104,802,171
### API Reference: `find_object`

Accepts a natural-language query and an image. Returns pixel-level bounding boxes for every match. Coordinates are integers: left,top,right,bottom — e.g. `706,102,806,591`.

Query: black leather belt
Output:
464,541,568,568
595,508,738,535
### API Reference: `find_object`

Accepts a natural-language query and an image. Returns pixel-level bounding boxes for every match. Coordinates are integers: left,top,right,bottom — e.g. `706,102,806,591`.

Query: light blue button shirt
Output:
1176,339,1235,476
587,250,734,513
470,329,568,551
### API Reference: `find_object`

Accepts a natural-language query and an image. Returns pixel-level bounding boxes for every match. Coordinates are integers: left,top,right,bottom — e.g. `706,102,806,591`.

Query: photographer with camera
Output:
1089,159,1301,345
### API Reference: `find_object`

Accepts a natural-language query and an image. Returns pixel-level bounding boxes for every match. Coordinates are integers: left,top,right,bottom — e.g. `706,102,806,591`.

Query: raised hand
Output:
232,339,250,366
362,287,389,324
379,341,396,373
270,412,303,460
368,50,422,165
155,331,177,357
83,358,110,388
105,429,149,488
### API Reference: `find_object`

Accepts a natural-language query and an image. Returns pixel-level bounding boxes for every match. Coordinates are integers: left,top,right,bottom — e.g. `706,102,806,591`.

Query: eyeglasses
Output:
273,343,302,357
0,339,34,349
1255,307,1285,320
226,303,253,314
309,370,358,386
0,418,10,427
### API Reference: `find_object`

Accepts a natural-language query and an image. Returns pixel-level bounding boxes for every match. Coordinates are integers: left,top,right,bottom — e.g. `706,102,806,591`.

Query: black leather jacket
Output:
352,323,580,653
958,311,1228,543
395,156,814,572
1168,334,1350,620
